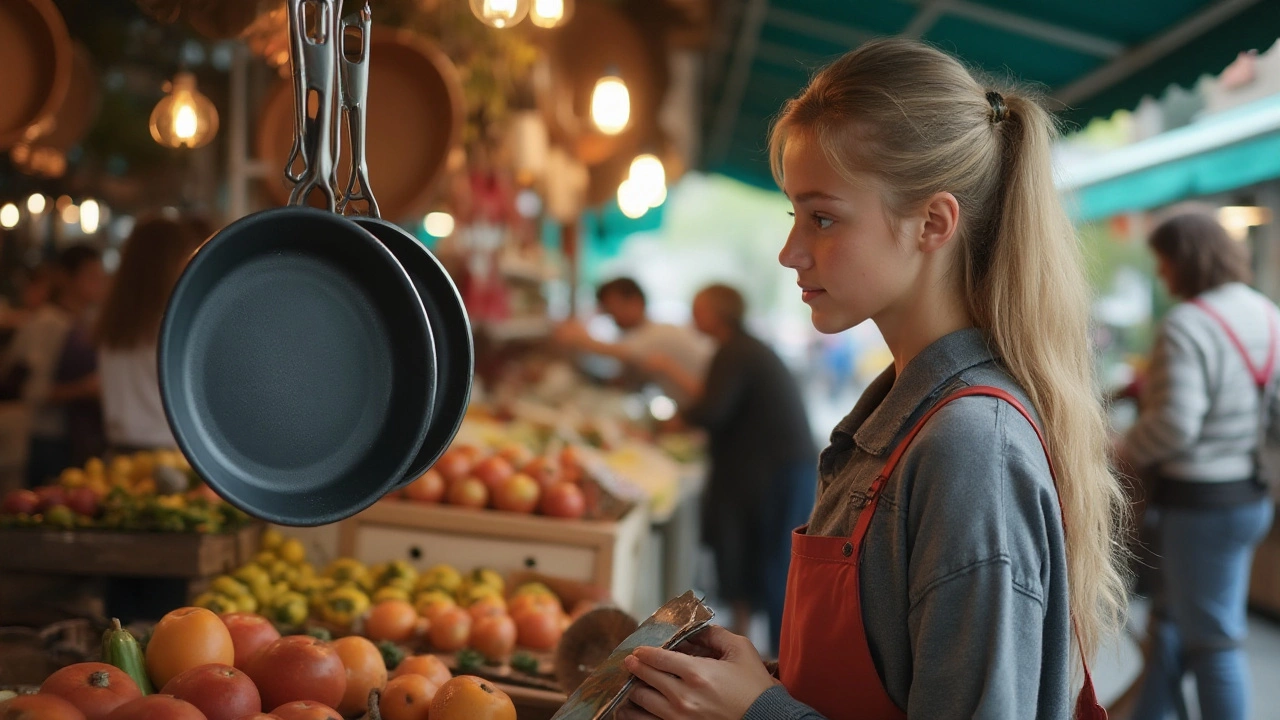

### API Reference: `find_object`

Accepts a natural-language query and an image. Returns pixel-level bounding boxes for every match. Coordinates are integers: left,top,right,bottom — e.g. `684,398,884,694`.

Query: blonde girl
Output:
617,38,1127,720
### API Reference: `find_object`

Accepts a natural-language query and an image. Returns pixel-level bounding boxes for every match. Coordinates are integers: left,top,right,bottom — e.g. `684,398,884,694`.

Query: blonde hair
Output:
770,38,1128,659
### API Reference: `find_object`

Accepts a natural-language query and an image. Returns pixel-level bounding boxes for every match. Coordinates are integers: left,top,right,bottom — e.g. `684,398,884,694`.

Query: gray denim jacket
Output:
744,328,1072,720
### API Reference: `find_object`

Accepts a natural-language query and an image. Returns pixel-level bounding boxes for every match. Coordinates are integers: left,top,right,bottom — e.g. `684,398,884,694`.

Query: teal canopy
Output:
704,0,1280,188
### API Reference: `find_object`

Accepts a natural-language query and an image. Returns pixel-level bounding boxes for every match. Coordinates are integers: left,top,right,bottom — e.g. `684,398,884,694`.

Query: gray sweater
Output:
744,328,1072,720
1125,282,1280,484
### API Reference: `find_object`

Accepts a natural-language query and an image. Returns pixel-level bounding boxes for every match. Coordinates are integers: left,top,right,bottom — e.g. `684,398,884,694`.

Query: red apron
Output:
777,385,1105,719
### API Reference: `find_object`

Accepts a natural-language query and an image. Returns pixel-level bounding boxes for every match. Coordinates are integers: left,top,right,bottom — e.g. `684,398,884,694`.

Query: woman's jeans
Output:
1132,499,1274,720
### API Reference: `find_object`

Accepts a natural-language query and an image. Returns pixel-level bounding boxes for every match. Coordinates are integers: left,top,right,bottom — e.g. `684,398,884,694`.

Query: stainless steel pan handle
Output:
336,1,380,219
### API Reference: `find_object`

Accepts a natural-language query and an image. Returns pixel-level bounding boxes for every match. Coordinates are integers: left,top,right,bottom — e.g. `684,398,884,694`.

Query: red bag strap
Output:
1191,297,1278,389
873,385,1105,719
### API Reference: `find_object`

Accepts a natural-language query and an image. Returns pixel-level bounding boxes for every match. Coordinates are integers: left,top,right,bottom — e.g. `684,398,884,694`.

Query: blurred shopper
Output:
554,277,712,403
95,214,205,453
55,245,109,466
1,245,107,485
646,283,816,655
1124,212,1277,720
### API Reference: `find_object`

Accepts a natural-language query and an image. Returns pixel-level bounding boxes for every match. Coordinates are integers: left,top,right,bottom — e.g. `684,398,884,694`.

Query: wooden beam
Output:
708,0,770,166
1054,0,1263,105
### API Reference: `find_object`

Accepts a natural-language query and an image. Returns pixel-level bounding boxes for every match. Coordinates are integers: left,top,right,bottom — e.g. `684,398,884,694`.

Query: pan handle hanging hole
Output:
408,546,423,560
524,556,537,569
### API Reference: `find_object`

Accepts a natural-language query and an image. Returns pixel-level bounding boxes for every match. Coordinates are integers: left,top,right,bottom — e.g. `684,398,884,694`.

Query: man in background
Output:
554,277,712,404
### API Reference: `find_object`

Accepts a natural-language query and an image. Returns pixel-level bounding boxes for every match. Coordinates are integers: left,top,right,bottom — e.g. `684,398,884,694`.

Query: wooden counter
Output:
339,500,649,610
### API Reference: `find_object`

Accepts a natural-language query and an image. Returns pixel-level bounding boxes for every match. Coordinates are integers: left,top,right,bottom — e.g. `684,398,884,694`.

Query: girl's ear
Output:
918,191,960,253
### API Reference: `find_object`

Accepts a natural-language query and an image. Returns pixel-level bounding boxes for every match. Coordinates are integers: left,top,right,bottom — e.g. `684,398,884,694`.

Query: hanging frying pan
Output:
159,0,436,526
0,0,72,150
257,25,465,224
335,6,472,488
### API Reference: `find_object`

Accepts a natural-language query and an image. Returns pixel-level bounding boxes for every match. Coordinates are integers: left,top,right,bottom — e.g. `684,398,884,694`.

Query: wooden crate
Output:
338,501,648,611
0,524,262,579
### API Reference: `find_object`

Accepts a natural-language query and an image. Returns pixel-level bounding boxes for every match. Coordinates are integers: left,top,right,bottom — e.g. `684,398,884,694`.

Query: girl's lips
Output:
801,288,825,303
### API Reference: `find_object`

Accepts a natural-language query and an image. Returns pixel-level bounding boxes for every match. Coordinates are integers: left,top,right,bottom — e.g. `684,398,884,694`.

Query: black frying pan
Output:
159,0,435,526
337,6,472,488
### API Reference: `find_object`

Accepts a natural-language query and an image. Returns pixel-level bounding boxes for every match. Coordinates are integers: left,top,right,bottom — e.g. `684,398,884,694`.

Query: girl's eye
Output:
813,214,834,230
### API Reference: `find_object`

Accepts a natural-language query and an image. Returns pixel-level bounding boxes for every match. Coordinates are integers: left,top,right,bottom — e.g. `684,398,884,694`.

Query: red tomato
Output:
103,695,207,720
245,636,345,711
434,449,475,483
161,664,261,720
540,482,586,519
520,457,560,492
403,469,445,503
40,662,141,720
446,477,488,509
220,613,282,670
471,457,514,494
65,487,101,517
1,694,87,720
496,443,534,468
492,474,540,514
1,488,39,515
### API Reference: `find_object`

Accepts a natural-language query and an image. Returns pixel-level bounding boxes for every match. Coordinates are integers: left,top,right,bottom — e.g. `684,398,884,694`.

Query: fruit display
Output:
195,531,588,664
397,442,596,521
0,451,251,534
1,612,519,720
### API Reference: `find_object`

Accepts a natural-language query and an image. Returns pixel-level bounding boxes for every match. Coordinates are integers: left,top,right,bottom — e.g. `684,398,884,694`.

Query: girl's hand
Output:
615,626,778,720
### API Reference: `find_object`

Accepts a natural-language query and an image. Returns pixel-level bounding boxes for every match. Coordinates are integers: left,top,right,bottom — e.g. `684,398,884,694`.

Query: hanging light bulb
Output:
530,0,572,28
0,204,19,229
470,0,529,28
61,203,80,226
630,154,664,188
617,179,649,219
150,72,219,149
27,194,47,215
591,72,630,135
80,200,101,234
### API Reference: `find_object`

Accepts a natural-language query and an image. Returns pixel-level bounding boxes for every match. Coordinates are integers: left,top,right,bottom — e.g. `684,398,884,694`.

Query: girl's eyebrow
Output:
786,190,844,203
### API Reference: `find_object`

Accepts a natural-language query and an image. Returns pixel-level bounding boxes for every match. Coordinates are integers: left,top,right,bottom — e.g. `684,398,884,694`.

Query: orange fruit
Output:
332,636,388,717
392,654,452,688
429,676,515,720
145,606,235,688
507,593,560,618
364,600,419,643
378,675,438,720
467,595,507,622
514,608,563,651
471,615,517,663
427,606,471,652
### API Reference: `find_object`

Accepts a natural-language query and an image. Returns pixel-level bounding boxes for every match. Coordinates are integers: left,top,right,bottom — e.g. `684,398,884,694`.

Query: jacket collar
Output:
832,328,998,456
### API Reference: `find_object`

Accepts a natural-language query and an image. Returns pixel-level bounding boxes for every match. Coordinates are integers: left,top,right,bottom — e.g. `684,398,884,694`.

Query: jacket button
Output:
842,542,853,557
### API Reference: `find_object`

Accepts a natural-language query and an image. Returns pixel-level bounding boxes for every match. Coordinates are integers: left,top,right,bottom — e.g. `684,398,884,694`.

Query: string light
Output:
423,212,456,238
80,199,101,234
0,204,19,229
591,74,630,135
26,194,46,215
530,0,572,28
470,0,529,28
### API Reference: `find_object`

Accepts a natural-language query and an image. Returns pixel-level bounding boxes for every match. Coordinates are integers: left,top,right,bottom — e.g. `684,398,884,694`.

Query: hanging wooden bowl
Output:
257,26,465,223
0,0,72,151
30,42,100,152
538,0,665,167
